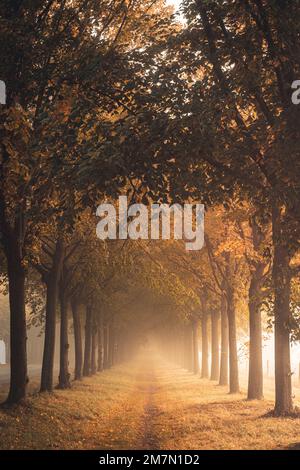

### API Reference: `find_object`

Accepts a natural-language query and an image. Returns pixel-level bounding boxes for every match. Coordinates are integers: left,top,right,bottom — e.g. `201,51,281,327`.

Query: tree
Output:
166,0,300,414
0,0,177,403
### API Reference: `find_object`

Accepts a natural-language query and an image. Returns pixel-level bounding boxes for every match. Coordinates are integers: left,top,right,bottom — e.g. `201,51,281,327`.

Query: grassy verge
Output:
146,364,300,450
0,364,145,450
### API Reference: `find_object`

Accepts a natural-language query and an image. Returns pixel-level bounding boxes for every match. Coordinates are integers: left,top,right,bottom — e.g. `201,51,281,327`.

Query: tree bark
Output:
103,323,109,369
1,134,28,404
247,267,264,400
83,305,92,377
71,298,83,380
210,311,220,381
272,205,293,415
192,319,200,374
40,239,64,392
184,324,193,372
57,289,71,389
108,325,115,368
201,310,209,378
5,246,28,404
97,319,103,372
219,292,229,386
91,314,97,375
226,287,240,393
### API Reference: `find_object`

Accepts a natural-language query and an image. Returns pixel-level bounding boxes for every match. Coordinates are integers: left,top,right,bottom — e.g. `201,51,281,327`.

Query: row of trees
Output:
162,0,300,416
0,0,176,403
25,220,199,392
157,205,300,415
0,0,300,417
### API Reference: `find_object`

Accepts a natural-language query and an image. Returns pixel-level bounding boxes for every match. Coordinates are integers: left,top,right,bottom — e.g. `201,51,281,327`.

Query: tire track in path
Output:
136,356,163,450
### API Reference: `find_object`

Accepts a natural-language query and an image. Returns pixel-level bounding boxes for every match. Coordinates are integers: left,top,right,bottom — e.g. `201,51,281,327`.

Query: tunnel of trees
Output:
0,0,300,423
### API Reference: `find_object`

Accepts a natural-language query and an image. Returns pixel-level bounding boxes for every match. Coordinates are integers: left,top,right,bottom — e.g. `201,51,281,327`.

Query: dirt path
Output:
1,353,300,449
140,384,160,449
137,361,161,449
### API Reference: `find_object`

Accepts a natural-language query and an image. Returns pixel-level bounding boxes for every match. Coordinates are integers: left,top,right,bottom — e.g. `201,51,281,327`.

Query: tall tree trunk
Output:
226,287,240,393
5,246,28,404
201,310,209,378
57,289,70,389
219,292,229,386
192,319,200,374
272,205,293,415
103,323,109,369
91,314,97,375
1,141,28,403
210,311,220,381
183,326,189,369
83,305,92,377
97,316,103,372
71,298,83,380
40,239,64,392
247,267,264,400
184,324,193,371
108,325,114,368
